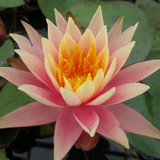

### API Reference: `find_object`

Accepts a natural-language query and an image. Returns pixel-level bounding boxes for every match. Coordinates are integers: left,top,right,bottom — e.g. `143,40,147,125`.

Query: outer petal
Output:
0,101,62,129
87,6,104,37
100,57,116,91
107,103,160,139
107,60,160,88
109,23,138,55
73,105,99,137
19,85,66,107
102,83,150,106
42,37,59,63
46,19,63,49
10,34,31,51
93,106,129,149
79,29,95,56
54,107,82,160
0,67,47,89
60,88,82,106
15,49,54,91
108,15,124,46
87,87,115,106
109,41,135,77
96,25,108,54
44,58,60,92
66,17,81,44
75,80,95,103
54,8,67,34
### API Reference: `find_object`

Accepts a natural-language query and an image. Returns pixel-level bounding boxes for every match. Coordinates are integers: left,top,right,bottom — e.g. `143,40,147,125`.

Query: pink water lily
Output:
0,6,160,160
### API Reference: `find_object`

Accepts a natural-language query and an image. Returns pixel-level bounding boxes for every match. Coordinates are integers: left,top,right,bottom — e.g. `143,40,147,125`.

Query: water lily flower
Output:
0,6,160,160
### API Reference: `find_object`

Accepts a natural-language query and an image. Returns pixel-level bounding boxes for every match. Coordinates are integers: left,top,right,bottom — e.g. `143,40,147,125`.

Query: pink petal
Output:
93,68,104,96
86,87,115,106
19,84,66,107
109,41,135,77
102,83,150,106
75,80,95,103
109,23,138,55
10,33,31,51
21,21,42,48
107,60,160,88
42,37,59,63
100,57,116,91
0,101,62,129
108,16,124,46
93,106,129,149
73,105,99,137
96,25,108,54
79,29,95,56
46,19,63,49
107,103,160,139
44,58,60,92
54,107,82,160
15,49,55,91
66,17,81,44
60,87,82,106
0,67,47,89
87,6,104,37
54,8,67,35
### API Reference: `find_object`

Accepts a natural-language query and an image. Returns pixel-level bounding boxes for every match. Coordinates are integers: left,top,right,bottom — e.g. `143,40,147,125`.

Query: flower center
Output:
48,40,109,92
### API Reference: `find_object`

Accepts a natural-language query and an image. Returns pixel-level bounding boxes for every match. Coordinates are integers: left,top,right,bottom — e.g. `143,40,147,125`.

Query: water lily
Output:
0,6,160,160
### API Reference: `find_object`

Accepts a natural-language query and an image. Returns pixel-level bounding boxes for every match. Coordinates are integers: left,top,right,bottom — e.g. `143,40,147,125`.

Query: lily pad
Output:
124,51,160,158
0,39,14,67
0,152,7,160
148,27,160,53
37,0,101,23
136,0,160,29
69,1,152,66
40,122,55,137
0,82,34,117
0,0,25,8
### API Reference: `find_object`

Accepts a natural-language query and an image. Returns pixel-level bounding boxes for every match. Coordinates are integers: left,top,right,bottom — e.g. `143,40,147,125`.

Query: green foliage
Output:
0,0,25,8
0,39,14,67
0,82,34,117
136,0,160,29
0,152,7,160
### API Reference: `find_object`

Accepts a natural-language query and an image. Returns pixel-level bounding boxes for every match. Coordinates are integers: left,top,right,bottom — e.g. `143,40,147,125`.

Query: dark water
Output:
4,127,160,160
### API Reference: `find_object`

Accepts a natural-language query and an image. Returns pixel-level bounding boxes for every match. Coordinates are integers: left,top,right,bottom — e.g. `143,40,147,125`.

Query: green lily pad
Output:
37,0,101,23
136,0,160,29
0,0,25,8
0,152,7,160
0,39,14,67
69,1,152,66
0,82,34,117
124,51,160,158
148,27,160,53
0,128,19,149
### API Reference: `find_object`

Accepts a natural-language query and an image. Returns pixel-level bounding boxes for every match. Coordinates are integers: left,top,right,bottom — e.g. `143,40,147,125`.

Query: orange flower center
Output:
48,40,109,92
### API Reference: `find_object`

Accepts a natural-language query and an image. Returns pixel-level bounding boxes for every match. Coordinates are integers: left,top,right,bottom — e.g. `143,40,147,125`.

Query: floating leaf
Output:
37,0,101,23
0,0,25,8
69,1,152,66
148,27,160,53
0,39,14,67
136,0,160,29
0,82,34,117
0,152,7,160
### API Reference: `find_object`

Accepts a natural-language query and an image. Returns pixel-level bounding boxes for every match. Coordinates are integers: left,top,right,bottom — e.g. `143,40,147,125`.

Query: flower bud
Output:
0,18,6,47
75,131,99,151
